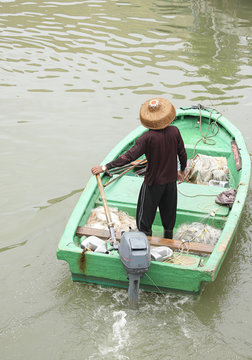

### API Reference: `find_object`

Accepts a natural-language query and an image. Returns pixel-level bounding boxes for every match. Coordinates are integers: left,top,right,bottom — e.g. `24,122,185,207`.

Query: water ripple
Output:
0,0,251,104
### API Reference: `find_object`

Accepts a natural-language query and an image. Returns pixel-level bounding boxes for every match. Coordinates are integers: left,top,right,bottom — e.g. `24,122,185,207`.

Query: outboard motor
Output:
119,230,150,309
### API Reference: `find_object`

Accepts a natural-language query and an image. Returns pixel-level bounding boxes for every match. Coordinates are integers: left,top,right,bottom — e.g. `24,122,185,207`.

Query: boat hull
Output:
57,107,251,294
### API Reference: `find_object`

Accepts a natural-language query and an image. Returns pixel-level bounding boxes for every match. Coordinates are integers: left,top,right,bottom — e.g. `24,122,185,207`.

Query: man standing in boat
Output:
91,98,187,239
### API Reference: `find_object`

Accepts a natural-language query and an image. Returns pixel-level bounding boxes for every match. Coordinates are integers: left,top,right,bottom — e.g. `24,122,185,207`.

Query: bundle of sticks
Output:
104,158,147,187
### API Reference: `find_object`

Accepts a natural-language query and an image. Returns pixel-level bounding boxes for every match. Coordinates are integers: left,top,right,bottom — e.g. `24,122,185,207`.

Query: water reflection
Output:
35,188,84,210
0,239,27,253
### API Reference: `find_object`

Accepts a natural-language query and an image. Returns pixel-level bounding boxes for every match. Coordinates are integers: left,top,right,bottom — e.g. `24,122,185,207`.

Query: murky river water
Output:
0,0,251,359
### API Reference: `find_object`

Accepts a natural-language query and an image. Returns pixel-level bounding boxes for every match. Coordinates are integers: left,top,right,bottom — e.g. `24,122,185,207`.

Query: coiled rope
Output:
192,105,222,157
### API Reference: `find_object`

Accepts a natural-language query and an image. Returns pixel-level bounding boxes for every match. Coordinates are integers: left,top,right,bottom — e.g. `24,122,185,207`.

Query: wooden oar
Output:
96,174,118,249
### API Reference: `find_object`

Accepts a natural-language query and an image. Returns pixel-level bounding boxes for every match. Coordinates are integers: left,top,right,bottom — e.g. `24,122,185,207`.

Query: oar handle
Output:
96,174,113,226
96,174,118,249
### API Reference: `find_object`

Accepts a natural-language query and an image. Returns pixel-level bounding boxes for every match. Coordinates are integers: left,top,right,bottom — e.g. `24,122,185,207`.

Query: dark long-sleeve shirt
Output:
106,126,187,186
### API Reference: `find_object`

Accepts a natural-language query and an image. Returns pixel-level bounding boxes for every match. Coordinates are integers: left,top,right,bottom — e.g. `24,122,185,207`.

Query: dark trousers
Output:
136,181,177,238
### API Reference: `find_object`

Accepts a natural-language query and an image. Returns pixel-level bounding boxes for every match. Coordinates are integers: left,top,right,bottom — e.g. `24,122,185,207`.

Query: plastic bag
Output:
81,236,108,253
150,246,173,262
215,189,237,208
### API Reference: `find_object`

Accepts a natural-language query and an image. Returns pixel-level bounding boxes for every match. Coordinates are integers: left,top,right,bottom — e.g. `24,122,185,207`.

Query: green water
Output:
0,0,251,359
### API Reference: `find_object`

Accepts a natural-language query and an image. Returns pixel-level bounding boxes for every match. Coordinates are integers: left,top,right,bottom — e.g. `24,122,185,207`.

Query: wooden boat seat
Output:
97,175,230,219
76,226,214,255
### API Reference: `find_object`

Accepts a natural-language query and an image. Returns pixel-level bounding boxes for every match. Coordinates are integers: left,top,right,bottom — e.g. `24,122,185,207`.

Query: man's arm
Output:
177,170,185,184
177,129,187,183
91,134,146,175
177,130,187,171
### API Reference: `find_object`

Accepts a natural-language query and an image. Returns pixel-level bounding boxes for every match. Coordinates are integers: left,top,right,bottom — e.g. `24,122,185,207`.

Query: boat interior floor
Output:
96,175,230,226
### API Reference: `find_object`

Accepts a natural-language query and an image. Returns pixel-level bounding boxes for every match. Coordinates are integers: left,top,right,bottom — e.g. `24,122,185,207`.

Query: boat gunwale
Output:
182,108,251,275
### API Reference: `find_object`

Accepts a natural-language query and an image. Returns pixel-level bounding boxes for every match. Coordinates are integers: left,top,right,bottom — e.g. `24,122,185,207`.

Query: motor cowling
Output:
119,230,150,309
119,231,150,275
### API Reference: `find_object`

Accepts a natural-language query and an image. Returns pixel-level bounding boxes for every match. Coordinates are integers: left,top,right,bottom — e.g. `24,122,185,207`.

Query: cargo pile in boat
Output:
174,222,221,246
186,154,229,186
86,206,137,233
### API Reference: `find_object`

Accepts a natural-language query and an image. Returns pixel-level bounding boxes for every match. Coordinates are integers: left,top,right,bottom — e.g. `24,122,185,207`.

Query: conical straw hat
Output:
139,98,176,130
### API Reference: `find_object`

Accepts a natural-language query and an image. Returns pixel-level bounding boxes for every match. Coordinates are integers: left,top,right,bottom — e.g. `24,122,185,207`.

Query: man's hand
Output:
177,170,185,184
91,166,103,175
91,165,107,175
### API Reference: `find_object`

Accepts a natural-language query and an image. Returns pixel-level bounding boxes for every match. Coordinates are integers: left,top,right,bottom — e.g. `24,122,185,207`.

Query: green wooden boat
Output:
57,106,251,294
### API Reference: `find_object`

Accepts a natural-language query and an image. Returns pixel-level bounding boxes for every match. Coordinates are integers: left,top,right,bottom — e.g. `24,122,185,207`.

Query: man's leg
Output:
136,183,164,236
159,182,177,239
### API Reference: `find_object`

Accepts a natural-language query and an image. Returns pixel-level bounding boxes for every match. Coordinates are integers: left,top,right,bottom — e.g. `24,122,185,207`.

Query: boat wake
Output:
96,310,129,360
